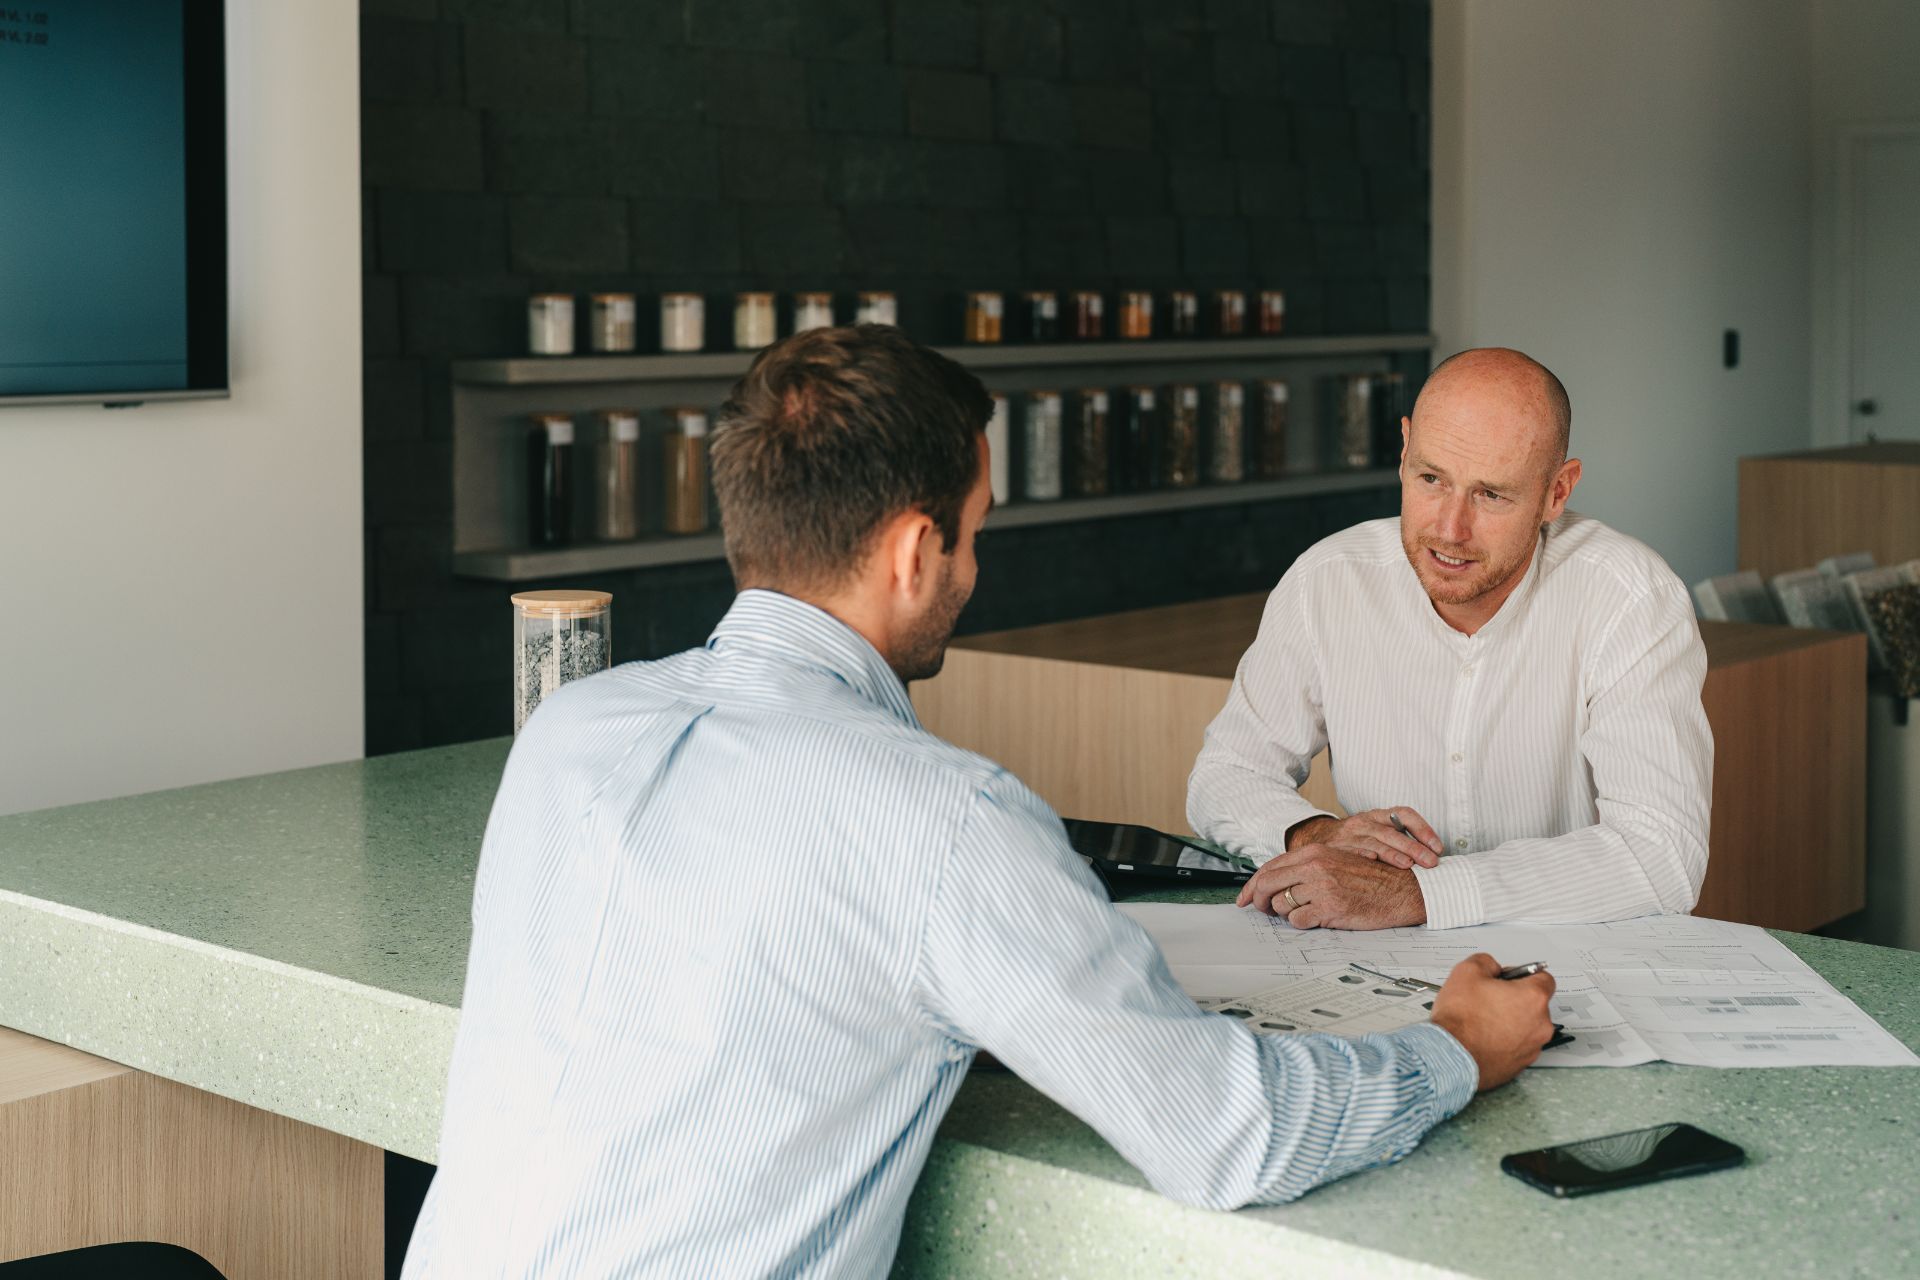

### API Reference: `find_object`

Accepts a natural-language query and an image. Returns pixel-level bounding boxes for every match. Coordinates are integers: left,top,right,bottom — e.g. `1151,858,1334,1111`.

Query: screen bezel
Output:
2,0,228,408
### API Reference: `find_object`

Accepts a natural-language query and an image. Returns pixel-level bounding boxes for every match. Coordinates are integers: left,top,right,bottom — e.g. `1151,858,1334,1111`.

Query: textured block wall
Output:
361,0,1431,754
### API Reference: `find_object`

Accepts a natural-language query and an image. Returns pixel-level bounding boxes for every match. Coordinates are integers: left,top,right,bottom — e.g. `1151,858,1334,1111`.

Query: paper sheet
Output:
1121,903,1919,1069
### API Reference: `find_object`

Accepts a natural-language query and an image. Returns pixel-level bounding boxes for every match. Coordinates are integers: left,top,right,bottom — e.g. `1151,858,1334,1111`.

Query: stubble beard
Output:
894,564,972,684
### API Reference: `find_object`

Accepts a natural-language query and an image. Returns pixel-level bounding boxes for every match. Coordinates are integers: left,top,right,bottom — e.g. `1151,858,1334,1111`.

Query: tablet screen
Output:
1062,818,1253,881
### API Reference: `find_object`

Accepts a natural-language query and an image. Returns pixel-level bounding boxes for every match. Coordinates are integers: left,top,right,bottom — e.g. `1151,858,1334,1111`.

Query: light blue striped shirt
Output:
402,590,1477,1279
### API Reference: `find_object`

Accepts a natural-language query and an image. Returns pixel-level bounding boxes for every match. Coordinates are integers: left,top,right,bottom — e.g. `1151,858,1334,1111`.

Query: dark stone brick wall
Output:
362,0,1431,755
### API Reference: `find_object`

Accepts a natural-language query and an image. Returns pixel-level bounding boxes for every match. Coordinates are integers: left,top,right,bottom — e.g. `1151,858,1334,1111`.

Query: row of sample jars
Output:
964,289,1285,344
527,291,899,356
985,381,1295,504
526,409,713,548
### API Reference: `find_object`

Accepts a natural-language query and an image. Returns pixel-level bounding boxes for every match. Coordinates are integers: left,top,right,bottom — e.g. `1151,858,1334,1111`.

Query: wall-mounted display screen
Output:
0,0,226,406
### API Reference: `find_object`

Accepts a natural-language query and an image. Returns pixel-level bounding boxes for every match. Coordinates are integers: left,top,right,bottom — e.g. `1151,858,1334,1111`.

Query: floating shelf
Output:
452,333,1436,387
451,468,1400,582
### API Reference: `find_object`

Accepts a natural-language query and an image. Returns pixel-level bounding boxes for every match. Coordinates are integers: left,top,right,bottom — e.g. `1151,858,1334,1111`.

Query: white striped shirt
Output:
403,590,1477,1279
1188,513,1713,929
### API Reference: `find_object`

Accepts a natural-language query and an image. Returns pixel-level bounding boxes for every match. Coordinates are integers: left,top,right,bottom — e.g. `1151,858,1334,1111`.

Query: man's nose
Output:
1435,494,1472,544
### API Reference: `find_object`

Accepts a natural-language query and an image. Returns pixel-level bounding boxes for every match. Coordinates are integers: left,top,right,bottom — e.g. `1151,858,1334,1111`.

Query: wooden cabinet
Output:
1738,442,1920,578
915,597,1865,932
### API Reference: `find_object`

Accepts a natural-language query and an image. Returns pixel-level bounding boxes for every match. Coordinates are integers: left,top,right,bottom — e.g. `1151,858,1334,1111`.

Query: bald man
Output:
1188,348,1712,930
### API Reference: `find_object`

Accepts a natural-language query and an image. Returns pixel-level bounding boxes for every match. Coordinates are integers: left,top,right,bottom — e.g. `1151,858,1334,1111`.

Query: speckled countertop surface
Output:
1,749,1915,1277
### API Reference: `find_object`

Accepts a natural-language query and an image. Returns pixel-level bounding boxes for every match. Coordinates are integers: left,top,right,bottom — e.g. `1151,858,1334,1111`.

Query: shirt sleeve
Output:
1186,576,1338,864
1413,582,1713,928
914,772,1478,1210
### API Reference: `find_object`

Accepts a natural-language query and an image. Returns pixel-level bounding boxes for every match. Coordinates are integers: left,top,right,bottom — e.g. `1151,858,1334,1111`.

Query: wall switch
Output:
1723,329,1740,369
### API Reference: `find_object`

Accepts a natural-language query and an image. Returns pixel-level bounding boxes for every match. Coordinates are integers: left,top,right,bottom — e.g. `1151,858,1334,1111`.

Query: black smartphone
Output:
1501,1122,1744,1198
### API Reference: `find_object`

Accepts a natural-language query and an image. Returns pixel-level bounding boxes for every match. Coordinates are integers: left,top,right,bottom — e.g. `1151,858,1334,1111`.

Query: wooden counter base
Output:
918,599,1866,932
0,1027,381,1279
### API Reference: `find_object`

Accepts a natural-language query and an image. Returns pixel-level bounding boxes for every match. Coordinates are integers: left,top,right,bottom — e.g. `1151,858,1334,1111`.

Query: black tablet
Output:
1063,818,1255,892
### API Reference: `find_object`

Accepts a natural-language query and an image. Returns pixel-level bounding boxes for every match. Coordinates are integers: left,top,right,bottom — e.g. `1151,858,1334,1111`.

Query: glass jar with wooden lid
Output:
512,589,612,734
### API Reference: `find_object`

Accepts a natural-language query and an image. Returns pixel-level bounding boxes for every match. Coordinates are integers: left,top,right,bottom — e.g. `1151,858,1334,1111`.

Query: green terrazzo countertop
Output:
1,747,1916,1278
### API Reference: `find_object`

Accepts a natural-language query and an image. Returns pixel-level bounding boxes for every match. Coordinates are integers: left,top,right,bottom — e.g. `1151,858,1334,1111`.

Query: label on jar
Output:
1136,389,1156,410
1267,381,1290,403
1088,391,1109,412
1179,386,1198,409
1221,384,1244,407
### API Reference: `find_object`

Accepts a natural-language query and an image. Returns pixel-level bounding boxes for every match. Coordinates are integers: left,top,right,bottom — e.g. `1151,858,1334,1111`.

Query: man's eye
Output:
1481,490,1507,502
1419,474,1439,485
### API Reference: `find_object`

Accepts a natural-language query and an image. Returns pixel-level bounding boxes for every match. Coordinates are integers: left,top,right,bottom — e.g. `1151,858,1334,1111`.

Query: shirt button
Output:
1454,838,1468,850
1460,664,1474,676
1451,752,1464,763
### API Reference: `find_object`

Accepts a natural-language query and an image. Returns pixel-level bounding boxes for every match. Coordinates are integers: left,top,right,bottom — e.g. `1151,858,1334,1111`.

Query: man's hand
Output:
1286,807,1444,869
1236,846,1427,930
1428,954,1557,1091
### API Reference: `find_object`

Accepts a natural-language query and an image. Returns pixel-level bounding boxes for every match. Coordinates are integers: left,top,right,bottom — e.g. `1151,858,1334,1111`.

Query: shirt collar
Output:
707,589,921,727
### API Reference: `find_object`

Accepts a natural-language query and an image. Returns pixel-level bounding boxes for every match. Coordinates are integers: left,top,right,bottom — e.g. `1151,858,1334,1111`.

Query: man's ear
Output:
881,509,941,601
1398,417,1411,471
1543,457,1582,522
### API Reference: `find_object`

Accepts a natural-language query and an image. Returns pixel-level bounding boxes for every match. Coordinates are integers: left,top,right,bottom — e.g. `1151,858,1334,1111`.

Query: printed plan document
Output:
1120,904,1919,1069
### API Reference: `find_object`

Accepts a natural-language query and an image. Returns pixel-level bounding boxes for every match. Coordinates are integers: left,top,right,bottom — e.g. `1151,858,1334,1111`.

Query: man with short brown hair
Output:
405,327,1555,1279
1190,347,1712,932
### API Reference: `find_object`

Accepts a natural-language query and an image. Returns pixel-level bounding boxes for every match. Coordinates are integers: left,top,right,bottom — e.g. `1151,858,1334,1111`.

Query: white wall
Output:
1808,0,1920,446
1433,0,1813,590
0,2,363,815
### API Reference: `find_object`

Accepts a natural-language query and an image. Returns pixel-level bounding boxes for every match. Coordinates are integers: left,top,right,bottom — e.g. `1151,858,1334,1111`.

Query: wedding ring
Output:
1282,887,1301,912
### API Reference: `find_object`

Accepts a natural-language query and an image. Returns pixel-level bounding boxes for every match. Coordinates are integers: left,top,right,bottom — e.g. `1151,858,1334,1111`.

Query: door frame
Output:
1827,119,1920,445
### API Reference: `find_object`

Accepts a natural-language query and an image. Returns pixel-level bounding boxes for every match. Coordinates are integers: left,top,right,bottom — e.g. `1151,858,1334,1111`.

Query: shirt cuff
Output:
1393,1022,1478,1119
1207,795,1338,866
1412,855,1485,929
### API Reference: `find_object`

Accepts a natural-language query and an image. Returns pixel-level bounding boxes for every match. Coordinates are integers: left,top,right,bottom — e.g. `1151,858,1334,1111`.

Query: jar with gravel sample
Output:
1167,290,1199,338
734,292,776,350
855,291,898,326
1120,387,1159,491
1119,291,1153,339
1069,389,1110,497
528,293,574,355
1163,384,1200,488
663,407,709,534
1213,290,1247,336
1257,379,1290,479
589,293,636,353
1070,290,1105,340
528,413,575,547
1209,382,1246,483
792,292,834,333
1023,291,1059,342
512,589,612,734
985,392,1011,506
964,292,1004,344
1022,391,1063,501
595,411,640,541
661,293,705,352
1256,289,1286,335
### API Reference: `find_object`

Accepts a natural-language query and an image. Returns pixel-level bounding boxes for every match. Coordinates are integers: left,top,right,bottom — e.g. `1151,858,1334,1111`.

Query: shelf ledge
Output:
452,469,1400,582
451,334,1436,387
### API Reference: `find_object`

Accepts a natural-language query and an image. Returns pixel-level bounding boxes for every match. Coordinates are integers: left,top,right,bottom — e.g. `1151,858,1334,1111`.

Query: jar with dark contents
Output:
1209,382,1246,484
1256,289,1286,335
528,413,575,547
1167,290,1199,338
1120,386,1159,491
1257,379,1290,479
1213,290,1247,336
1022,391,1063,500
1069,389,1111,497
1163,384,1200,488
1023,291,1059,343
1119,291,1153,340
1070,290,1105,340
964,291,1004,344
